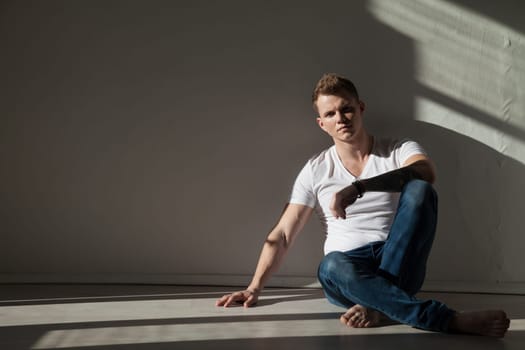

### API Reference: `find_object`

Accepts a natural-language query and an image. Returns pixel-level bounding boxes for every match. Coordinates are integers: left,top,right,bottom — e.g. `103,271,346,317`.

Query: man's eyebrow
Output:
322,109,335,117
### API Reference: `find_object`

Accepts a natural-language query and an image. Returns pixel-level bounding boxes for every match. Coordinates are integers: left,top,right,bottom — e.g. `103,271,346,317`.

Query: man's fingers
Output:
330,185,360,219
330,194,348,220
332,211,345,219
216,290,259,308
215,294,229,307
244,294,257,308
219,292,249,307
216,293,236,307
222,295,234,307
330,206,346,219
224,293,242,307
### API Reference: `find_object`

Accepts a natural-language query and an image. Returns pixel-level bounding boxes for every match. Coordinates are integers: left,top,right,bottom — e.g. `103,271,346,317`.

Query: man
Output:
216,73,510,337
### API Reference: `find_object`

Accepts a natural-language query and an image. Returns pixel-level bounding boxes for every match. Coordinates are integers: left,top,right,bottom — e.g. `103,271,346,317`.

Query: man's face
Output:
315,93,365,143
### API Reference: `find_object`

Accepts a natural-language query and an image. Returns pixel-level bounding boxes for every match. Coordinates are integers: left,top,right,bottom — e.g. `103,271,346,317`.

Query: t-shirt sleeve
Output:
395,139,428,167
289,161,316,208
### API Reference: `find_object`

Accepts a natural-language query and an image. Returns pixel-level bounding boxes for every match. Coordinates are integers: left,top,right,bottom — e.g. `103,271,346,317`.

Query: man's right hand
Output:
215,289,259,308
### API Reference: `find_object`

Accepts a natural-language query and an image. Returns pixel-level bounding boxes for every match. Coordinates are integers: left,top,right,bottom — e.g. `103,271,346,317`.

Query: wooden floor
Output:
1,285,524,349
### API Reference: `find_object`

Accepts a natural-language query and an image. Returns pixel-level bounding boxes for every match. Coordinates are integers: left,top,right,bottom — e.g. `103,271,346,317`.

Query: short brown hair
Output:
312,73,359,109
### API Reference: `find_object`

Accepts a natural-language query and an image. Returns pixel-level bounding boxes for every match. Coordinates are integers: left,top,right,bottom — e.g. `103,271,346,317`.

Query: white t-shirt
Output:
290,138,427,255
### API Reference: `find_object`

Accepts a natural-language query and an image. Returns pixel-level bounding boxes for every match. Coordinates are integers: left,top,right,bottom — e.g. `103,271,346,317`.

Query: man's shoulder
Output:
373,137,421,155
372,137,427,168
304,145,335,167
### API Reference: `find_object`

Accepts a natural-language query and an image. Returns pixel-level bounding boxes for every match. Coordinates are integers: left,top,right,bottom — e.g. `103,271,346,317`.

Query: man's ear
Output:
316,117,325,131
359,100,366,112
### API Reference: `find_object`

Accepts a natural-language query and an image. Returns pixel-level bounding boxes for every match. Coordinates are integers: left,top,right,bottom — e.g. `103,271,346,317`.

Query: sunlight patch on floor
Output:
29,318,525,349
0,294,331,327
30,320,423,349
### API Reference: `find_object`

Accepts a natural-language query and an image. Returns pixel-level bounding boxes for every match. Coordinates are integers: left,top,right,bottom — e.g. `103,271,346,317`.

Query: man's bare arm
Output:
216,203,314,307
331,155,436,219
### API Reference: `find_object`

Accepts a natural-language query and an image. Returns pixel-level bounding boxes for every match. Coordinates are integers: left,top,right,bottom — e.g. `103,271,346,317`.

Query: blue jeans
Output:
317,180,455,332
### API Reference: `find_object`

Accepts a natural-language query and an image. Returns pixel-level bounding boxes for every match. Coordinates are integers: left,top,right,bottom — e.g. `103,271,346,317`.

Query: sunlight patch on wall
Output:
368,0,525,164
414,95,502,144
415,95,525,162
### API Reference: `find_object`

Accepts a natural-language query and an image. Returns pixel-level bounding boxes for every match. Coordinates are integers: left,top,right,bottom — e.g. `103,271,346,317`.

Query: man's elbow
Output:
424,172,436,185
422,161,437,184
266,229,292,250
411,160,437,184
279,231,293,250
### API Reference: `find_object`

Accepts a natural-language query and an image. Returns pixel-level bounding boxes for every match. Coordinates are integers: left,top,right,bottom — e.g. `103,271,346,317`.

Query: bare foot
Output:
340,304,390,328
448,310,510,338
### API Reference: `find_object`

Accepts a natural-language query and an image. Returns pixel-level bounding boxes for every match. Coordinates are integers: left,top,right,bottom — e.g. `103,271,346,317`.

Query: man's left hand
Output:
330,185,360,219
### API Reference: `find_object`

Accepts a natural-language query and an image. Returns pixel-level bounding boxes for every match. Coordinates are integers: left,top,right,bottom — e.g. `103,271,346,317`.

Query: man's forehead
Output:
317,94,358,108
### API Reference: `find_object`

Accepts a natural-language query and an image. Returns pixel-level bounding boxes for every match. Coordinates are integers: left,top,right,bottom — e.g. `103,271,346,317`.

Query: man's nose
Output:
336,111,350,122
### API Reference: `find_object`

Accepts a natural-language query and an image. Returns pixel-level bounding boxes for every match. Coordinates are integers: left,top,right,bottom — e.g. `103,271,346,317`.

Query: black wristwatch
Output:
352,180,365,198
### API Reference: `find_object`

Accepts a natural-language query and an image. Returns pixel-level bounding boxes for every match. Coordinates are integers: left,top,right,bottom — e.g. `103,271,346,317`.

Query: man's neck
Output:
334,132,374,164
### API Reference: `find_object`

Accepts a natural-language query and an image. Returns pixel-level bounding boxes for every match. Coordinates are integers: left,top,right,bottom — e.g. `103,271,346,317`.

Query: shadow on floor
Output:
6,330,524,350
79,332,524,350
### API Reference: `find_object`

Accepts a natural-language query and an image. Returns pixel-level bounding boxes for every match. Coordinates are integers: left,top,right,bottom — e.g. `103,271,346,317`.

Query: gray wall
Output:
1,0,524,293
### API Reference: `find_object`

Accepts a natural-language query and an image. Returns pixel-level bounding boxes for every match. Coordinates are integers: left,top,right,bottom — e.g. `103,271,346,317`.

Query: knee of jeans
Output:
318,251,344,281
317,251,358,284
402,179,437,209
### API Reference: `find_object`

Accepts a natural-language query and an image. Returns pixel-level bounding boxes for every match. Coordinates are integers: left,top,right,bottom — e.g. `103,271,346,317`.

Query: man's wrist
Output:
247,285,261,294
352,180,365,198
